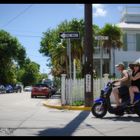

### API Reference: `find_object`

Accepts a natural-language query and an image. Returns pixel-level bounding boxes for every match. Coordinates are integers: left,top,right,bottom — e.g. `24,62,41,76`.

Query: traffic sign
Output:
95,36,109,40
86,74,91,92
59,32,80,39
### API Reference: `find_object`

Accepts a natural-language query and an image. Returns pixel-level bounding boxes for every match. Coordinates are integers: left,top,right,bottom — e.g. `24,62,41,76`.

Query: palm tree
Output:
51,43,68,77
40,18,102,79
100,24,123,77
40,19,85,78
69,19,84,78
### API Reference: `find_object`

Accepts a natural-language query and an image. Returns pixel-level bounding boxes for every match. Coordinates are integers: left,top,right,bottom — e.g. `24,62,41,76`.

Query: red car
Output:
31,83,51,98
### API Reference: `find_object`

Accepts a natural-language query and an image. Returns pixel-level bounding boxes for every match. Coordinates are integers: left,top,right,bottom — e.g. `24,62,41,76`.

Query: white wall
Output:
112,49,140,77
125,15,140,23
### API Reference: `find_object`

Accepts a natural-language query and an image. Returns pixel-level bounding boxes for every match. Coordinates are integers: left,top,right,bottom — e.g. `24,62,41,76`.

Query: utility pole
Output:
84,4,93,107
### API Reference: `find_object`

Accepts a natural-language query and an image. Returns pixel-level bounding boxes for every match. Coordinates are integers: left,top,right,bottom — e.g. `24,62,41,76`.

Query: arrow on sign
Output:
59,32,80,39
60,33,66,38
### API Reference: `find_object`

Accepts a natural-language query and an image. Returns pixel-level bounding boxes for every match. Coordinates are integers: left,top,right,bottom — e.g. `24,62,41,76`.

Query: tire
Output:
49,92,52,98
135,105,140,117
114,108,124,117
46,93,51,98
31,95,34,98
136,110,140,117
91,102,107,118
137,113,140,117
46,95,49,98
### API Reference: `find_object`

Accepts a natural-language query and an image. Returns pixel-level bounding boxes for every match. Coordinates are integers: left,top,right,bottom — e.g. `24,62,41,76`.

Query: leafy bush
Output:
71,100,84,106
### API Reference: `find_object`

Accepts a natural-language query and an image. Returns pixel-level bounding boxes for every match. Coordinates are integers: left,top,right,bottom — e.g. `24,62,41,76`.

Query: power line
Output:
12,33,42,38
3,27,43,34
1,4,33,28
6,29,42,34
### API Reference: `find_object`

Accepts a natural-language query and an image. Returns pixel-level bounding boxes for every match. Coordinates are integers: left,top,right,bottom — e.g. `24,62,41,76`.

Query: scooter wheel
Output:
135,105,140,117
114,107,124,116
91,102,107,118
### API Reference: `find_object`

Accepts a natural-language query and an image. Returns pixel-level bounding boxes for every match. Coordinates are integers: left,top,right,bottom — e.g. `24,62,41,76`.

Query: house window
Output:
127,34,136,51
123,61,129,69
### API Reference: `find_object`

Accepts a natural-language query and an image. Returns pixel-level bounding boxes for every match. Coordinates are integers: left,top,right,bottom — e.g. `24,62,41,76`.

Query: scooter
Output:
91,81,140,118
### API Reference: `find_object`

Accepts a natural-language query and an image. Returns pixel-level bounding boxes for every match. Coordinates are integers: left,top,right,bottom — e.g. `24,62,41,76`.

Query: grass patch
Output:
71,100,84,106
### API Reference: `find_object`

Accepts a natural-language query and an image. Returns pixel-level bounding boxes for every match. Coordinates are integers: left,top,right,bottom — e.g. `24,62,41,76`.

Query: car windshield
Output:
25,86,31,88
0,85,4,88
34,84,48,87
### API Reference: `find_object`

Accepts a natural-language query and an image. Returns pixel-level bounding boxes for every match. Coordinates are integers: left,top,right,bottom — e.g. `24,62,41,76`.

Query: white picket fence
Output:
61,74,116,105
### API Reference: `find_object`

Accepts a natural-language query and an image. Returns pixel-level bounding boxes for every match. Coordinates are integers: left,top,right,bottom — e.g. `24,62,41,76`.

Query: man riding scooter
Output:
112,63,131,108
91,62,140,118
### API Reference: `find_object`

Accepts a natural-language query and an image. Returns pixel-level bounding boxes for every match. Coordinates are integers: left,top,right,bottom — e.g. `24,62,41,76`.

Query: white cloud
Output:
92,4,107,17
92,4,103,9
117,6,124,12
94,8,107,17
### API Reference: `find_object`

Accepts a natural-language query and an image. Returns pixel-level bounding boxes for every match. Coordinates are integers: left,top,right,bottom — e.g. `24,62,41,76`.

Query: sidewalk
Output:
43,94,91,111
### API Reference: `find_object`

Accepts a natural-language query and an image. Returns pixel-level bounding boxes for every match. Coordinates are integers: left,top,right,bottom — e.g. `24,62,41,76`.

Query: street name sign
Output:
95,36,109,40
59,32,80,39
86,74,91,92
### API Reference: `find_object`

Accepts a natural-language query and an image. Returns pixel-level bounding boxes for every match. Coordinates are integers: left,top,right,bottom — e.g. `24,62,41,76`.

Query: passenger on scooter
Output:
112,63,131,107
128,62,140,106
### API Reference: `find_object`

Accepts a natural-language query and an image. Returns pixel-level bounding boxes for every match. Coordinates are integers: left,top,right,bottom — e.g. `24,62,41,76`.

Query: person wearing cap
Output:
128,62,140,106
112,63,130,107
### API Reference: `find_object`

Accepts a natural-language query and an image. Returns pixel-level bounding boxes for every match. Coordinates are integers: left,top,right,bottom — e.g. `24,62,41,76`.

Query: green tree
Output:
0,30,26,84
21,60,40,86
100,24,123,76
40,19,101,78
40,19,85,78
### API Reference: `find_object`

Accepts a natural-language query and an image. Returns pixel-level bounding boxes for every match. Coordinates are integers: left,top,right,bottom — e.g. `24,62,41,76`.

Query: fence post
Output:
61,74,66,105
103,73,109,87
104,73,109,80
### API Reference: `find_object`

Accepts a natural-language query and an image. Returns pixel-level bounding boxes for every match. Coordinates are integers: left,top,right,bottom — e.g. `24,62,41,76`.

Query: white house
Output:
114,6,140,77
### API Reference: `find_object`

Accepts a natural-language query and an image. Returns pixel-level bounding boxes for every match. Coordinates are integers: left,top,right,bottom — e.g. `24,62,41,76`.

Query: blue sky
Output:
0,4,139,79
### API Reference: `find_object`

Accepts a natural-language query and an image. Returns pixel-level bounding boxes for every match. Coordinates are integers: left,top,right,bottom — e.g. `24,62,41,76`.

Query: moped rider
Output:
128,62,140,106
112,63,131,108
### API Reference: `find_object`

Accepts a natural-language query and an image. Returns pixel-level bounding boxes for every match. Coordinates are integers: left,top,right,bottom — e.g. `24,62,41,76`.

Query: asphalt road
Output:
0,92,140,136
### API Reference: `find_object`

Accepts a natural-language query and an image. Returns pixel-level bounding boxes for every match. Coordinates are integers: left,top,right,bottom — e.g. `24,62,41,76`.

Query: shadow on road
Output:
38,111,90,136
102,116,140,122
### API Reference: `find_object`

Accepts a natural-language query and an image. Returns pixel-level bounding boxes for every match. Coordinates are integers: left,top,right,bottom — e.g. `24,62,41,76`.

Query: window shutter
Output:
123,33,127,51
136,34,140,51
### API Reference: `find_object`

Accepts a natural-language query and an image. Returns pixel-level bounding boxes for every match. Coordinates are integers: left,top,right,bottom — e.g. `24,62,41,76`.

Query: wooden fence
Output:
61,74,116,105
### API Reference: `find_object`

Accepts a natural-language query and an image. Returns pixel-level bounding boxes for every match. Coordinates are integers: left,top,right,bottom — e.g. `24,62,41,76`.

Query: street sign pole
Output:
68,38,72,79
60,32,80,79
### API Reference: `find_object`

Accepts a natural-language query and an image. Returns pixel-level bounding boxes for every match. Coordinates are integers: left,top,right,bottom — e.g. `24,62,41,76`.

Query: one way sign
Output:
59,32,80,39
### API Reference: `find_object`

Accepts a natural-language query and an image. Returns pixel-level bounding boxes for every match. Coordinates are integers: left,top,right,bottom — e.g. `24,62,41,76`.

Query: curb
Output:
43,102,91,111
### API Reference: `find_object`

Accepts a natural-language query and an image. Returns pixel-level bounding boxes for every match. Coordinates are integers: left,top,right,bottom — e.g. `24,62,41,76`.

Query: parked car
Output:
24,86,32,92
48,85,57,95
13,84,22,93
0,85,6,94
5,84,14,93
42,79,56,95
31,83,51,98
